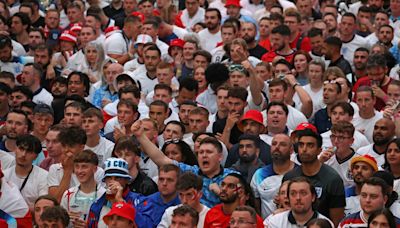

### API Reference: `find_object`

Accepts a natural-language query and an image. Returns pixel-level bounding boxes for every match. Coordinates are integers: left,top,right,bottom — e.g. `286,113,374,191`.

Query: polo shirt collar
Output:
198,165,224,179
288,210,319,226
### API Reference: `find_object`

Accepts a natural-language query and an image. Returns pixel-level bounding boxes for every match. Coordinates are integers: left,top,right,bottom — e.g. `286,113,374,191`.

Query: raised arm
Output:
130,120,173,166
285,74,313,118
243,60,264,107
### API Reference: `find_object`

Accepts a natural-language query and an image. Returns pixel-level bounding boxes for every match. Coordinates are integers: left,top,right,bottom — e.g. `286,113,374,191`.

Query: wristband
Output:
292,83,299,89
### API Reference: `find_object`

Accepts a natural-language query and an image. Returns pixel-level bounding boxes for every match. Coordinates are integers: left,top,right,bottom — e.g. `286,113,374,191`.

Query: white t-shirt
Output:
0,150,15,169
124,58,144,73
33,88,54,106
321,130,370,152
85,137,114,168
157,204,209,228
60,184,106,221
4,165,48,208
351,110,383,143
139,155,159,179
104,31,128,56
129,70,157,96
356,144,385,168
47,163,104,188
179,8,205,31
341,35,369,69
198,29,222,53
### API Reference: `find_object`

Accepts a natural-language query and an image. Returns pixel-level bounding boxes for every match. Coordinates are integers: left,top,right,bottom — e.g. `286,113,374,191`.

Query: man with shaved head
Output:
250,134,296,218
356,118,396,167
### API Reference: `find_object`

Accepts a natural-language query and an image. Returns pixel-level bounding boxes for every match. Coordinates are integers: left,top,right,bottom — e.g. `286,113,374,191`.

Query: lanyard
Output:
20,166,34,191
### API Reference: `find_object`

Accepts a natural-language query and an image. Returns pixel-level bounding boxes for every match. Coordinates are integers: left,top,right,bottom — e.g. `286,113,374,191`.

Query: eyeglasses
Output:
228,64,246,74
330,134,352,142
228,219,256,226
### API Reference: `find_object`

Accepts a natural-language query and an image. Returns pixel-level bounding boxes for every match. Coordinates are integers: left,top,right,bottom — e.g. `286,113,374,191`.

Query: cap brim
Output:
103,211,135,225
102,173,132,182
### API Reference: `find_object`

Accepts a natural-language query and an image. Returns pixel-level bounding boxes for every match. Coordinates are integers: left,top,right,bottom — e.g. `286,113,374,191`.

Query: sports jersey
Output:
0,150,15,170
172,161,238,208
4,165,48,209
84,137,114,168
0,56,33,76
32,88,53,106
283,164,346,219
341,35,369,70
324,150,357,187
251,164,294,218
265,210,333,228
338,211,400,228
158,204,209,228
136,192,180,227
61,184,106,221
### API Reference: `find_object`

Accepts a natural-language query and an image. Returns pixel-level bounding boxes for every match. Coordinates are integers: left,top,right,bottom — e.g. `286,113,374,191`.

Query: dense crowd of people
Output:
0,0,399,227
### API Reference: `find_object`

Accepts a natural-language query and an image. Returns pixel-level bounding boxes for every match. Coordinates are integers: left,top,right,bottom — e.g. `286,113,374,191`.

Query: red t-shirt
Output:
352,76,392,111
261,50,295,63
204,204,264,228
290,33,311,52
259,39,272,52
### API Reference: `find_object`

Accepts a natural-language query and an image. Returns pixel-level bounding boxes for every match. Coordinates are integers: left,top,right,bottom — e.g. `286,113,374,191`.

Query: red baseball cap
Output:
225,0,241,8
237,110,264,132
293,122,317,134
104,26,121,38
103,202,136,225
168,38,185,55
59,30,77,43
131,11,145,23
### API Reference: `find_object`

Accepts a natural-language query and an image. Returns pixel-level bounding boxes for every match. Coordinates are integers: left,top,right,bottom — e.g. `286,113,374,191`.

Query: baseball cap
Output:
237,110,264,132
33,103,54,116
59,30,77,43
350,154,378,172
105,26,121,38
134,34,153,46
70,23,82,33
103,202,136,225
225,0,241,7
168,38,185,55
131,11,145,23
103,158,131,181
293,122,318,134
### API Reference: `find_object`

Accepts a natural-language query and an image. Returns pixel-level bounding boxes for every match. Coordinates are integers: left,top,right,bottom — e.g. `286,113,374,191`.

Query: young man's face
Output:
360,184,387,215
351,161,374,185
82,116,103,137
288,182,315,214
114,149,139,170
149,105,168,127
15,146,38,167
197,143,222,176
10,91,29,109
107,214,134,228
45,130,62,158
33,113,54,136
34,199,56,227
158,170,178,198
64,106,83,127
188,114,209,134
41,220,65,228
74,162,97,184
5,112,28,139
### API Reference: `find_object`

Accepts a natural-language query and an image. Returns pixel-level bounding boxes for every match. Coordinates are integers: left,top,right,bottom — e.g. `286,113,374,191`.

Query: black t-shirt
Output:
225,139,272,167
249,44,268,59
103,5,125,19
282,164,345,219
32,16,45,28
212,117,243,145
329,56,355,84
128,172,158,196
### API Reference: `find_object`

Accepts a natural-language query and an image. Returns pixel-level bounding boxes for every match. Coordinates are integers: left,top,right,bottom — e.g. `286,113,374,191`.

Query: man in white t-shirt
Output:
177,0,205,31
356,118,396,167
4,134,48,209
47,126,104,202
82,108,114,167
319,121,359,187
352,86,383,143
142,18,169,58
130,44,161,96
198,8,222,53
20,63,53,106
338,13,368,69
265,176,334,227
158,172,209,228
